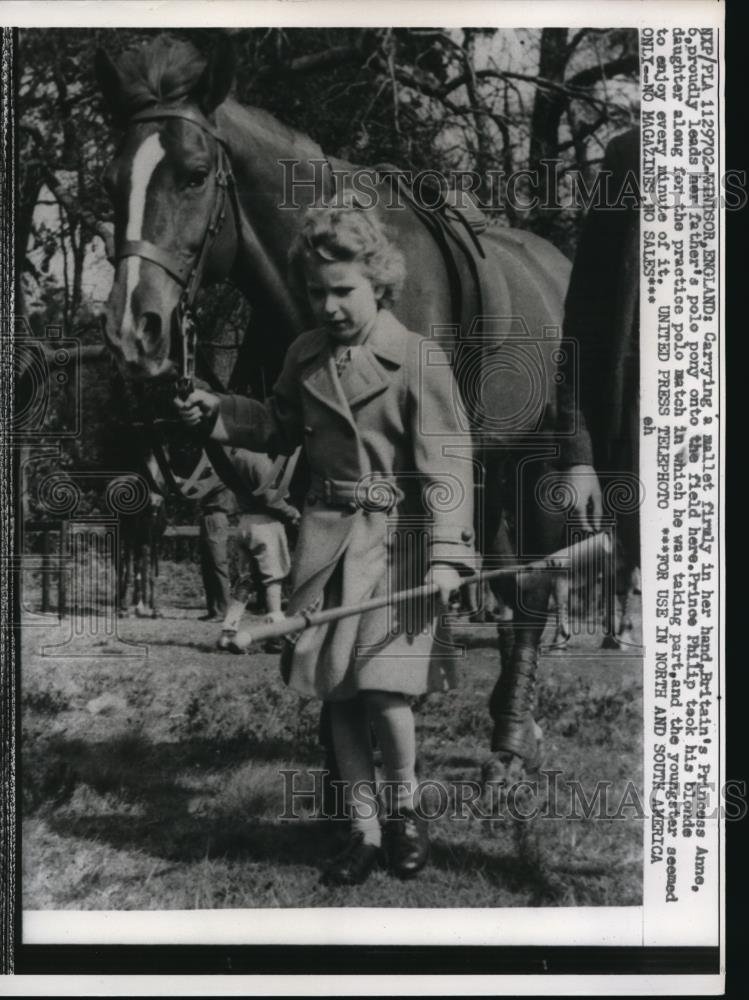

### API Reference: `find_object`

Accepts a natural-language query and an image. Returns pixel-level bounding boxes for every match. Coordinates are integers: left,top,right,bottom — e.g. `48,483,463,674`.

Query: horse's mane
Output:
112,35,207,114
111,34,323,158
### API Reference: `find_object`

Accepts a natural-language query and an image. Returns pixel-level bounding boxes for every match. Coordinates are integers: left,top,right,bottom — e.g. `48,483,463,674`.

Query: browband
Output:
129,105,228,147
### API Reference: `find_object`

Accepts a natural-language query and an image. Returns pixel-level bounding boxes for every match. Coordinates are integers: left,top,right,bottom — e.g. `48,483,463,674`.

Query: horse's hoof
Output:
546,629,571,652
151,610,162,620
481,752,542,830
216,632,235,652
227,638,252,654
601,634,623,650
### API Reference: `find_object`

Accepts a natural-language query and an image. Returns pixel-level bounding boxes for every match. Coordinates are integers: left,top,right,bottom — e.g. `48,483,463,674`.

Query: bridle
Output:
112,104,239,399
107,102,302,507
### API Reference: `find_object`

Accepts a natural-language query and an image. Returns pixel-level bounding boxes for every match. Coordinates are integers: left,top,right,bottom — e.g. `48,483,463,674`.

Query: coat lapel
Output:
340,310,407,408
299,311,408,420
298,331,356,428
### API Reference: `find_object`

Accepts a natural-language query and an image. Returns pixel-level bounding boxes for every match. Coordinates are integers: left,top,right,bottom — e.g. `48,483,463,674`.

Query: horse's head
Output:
96,36,236,380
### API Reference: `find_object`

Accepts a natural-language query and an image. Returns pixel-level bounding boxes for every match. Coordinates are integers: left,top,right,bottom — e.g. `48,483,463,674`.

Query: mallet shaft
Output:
233,532,610,648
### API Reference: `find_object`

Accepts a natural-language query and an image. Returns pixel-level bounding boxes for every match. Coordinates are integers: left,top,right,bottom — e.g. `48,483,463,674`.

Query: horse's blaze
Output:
102,130,179,379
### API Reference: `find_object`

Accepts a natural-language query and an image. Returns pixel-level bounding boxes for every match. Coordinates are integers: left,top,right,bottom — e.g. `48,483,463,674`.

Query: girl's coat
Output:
215,309,475,699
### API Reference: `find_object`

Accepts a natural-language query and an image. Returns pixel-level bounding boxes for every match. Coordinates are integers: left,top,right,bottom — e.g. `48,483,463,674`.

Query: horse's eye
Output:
185,171,209,190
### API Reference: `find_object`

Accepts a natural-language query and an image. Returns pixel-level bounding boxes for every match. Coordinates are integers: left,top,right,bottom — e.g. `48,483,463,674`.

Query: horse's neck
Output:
216,99,321,336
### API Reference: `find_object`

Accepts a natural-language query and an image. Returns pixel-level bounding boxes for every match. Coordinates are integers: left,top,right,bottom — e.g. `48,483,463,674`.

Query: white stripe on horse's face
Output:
123,132,167,332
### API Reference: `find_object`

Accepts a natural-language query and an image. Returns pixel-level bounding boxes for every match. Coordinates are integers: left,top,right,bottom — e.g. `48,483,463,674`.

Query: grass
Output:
21,561,643,911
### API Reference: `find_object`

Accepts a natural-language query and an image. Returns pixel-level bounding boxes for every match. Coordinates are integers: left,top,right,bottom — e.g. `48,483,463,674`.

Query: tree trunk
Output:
527,28,569,235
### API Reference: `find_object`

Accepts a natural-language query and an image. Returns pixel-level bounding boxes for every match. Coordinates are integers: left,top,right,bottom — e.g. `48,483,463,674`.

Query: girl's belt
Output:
306,475,405,513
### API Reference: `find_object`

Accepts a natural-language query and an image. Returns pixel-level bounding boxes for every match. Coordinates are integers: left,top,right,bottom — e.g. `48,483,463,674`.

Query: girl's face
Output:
304,257,383,345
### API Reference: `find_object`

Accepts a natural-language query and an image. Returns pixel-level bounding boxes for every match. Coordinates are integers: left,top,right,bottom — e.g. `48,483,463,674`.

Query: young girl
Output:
176,205,475,885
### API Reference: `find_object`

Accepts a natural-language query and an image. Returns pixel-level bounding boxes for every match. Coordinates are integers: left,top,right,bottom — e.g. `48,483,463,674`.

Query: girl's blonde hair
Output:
288,202,406,310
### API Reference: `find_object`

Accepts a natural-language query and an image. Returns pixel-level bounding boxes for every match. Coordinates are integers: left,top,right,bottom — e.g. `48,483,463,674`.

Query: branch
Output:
443,67,607,109
558,109,609,151
252,45,364,80
566,28,591,55
40,168,114,258
566,54,639,89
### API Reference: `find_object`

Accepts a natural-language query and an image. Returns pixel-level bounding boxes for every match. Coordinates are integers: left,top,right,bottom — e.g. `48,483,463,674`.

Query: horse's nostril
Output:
138,312,162,350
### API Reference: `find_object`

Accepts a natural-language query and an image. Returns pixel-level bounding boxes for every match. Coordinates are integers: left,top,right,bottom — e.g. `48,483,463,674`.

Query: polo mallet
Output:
231,531,611,650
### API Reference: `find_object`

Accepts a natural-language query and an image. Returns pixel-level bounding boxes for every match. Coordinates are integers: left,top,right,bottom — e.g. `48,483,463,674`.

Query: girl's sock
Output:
366,691,418,814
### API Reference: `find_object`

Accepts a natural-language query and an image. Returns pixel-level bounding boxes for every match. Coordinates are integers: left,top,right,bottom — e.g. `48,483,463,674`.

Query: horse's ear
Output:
194,35,236,113
95,47,126,121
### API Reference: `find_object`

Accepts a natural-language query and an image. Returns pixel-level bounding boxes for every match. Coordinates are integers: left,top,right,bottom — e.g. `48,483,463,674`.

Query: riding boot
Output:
483,643,545,840
488,644,543,770
496,611,515,672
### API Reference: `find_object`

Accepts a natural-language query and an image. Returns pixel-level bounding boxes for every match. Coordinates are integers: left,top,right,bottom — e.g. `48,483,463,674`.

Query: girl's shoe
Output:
384,809,429,879
321,833,382,886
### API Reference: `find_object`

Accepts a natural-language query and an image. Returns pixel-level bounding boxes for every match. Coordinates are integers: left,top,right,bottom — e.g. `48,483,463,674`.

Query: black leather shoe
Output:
385,810,430,879
321,834,382,886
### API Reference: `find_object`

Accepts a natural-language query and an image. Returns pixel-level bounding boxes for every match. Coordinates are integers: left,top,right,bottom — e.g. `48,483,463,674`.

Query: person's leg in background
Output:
249,517,291,651
198,514,218,618
219,517,254,647
199,510,231,621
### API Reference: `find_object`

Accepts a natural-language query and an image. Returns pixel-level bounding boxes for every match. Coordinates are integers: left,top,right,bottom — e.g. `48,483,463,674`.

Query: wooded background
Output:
15,26,638,517
17,26,639,334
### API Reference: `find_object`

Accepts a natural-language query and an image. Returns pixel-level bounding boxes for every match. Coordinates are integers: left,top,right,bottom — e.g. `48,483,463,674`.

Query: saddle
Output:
361,163,494,337
359,165,557,442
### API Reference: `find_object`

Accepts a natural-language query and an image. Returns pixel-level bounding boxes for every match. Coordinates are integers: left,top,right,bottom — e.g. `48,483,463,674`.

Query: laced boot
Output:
482,644,545,820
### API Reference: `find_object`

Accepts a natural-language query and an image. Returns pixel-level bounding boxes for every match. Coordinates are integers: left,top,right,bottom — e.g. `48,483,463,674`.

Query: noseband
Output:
112,104,238,396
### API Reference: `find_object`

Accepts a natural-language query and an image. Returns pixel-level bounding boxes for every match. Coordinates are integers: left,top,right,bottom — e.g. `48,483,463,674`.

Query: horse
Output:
115,451,168,618
95,35,587,802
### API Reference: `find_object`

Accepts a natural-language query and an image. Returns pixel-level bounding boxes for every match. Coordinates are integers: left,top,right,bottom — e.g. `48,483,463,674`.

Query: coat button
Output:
307,493,318,506
461,528,474,542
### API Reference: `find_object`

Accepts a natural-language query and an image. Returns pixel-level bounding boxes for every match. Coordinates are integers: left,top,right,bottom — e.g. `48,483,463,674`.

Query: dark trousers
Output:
199,511,231,617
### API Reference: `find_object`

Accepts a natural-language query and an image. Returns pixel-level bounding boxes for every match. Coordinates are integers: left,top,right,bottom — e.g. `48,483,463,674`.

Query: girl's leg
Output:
265,581,283,617
365,691,417,815
365,690,429,879
329,698,380,846
323,698,382,886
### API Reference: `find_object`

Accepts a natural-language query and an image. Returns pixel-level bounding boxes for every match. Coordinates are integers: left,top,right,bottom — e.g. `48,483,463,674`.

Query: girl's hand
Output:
173,389,219,429
426,564,462,607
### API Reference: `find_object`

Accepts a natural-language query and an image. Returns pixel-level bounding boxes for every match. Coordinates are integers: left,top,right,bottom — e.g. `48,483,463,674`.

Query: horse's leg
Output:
600,541,621,648
148,531,159,618
548,571,571,651
118,534,131,617
605,510,641,648
480,451,567,881
134,539,148,617
481,453,565,788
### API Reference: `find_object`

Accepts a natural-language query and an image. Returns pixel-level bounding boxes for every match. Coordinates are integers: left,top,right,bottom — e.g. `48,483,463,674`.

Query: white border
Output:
0,0,722,30
23,906,642,946
5,0,726,992
0,973,726,997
